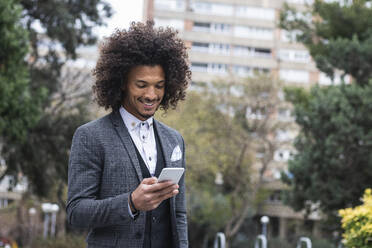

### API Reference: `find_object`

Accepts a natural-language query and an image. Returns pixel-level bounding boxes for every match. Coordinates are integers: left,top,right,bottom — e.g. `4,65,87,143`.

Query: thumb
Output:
142,177,158,185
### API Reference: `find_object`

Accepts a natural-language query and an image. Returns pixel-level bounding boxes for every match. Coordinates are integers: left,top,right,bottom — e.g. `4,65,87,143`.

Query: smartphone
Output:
157,168,185,184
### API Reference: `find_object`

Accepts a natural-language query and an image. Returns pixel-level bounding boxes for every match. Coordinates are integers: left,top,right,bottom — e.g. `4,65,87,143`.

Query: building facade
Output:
144,0,327,240
143,0,347,87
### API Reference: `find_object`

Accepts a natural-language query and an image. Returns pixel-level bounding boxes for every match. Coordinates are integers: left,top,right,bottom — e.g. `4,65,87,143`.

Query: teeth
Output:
144,103,153,106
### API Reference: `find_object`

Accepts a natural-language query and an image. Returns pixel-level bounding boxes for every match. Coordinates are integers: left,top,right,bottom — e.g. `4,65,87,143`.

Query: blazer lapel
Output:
110,111,143,182
154,120,174,169
154,120,177,213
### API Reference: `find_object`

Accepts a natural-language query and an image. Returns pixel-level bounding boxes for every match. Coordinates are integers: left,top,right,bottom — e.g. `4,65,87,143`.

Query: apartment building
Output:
143,0,325,239
143,0,346,87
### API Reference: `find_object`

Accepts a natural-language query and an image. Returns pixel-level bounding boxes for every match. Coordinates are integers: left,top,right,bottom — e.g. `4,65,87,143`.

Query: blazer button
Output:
135,232,142,239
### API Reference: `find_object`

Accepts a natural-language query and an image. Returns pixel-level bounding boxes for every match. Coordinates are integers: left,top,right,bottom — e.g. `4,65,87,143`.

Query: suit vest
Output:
132,125,175,248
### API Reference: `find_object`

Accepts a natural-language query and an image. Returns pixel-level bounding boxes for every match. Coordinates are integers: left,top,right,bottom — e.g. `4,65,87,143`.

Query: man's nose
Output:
144,87,157,100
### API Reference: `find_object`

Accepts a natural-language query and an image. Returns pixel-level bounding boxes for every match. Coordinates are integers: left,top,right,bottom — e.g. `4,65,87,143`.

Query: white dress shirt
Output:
120,106,159,217
119,106,158,176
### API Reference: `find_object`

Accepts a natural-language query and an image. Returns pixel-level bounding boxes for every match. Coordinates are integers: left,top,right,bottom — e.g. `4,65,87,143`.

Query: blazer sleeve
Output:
175,135,189,248
66,125,132,229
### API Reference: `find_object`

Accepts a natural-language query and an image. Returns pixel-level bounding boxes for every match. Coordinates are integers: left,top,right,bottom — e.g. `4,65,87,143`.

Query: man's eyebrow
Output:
136,80,165,83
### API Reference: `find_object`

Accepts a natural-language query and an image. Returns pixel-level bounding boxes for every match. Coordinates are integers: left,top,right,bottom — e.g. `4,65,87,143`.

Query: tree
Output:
283,83,372,214
280,0,372,85
1,0,112,199
158,74,288,247
280,0,372,220
339,188,372,248
0,0,44,145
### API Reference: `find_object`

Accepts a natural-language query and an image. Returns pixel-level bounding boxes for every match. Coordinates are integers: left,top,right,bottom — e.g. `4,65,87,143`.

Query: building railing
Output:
296,237,312,248
254,235,267,248
211,232,319,248
213,232,226,248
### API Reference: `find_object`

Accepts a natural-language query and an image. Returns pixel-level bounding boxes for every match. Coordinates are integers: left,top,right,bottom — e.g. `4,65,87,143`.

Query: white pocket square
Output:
171,145,182,162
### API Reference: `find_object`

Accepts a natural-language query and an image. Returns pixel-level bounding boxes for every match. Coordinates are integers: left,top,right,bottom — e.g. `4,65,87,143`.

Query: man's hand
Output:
130,177,179,211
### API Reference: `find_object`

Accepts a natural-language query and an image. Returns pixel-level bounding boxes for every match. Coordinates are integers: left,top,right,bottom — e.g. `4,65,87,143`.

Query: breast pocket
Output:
170,159,183,168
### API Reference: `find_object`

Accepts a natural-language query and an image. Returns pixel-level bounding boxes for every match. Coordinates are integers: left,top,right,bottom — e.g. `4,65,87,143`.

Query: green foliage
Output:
268,237,292,248
1,0,112,199
339,189,372,248
21,0,112,94
159,74,287,245
280,0,372,85
280,0,372,221
283,82,372,215
311,237,336,248
158,91,241,242
0,0,44,142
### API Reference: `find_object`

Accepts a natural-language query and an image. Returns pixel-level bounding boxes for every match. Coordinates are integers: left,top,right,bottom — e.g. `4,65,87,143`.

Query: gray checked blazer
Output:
66,110,188,248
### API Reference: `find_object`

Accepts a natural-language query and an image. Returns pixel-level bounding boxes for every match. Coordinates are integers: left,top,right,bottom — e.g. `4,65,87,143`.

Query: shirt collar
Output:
119,106,153,131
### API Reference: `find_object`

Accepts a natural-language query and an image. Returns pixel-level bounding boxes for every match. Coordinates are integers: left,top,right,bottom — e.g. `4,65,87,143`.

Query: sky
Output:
96,0,144,39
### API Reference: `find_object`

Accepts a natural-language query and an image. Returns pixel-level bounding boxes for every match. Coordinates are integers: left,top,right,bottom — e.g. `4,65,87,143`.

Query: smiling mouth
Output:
141,101,158,110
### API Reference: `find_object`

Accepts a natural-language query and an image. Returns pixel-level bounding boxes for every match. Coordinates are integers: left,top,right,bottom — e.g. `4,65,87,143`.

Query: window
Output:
193,22,231,34
209,2,233,16
233,46,253,57
191,1,211,13
319,73,336,85
318,73,350,85
234,26,273,40
281,30,303,42
233,65,253,77
192,42,230,55
255,48,272,58
209,63,227,74
236,6,275,20
278,49,310,63
209,43,230,54
285,0,314,4
193,22,211,32
191,62,208,72
192,42,209,53
233,46,271,58
211,23,231,34
154,18,184,30
279,69,309,83
294,50,310,62
191,63,227,74
192,2,233,16
154,0,185,11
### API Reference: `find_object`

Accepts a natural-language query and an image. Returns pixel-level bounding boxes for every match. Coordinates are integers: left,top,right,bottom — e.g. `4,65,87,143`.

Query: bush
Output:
339,188,372,248
268,237,292,248
311,238,335,248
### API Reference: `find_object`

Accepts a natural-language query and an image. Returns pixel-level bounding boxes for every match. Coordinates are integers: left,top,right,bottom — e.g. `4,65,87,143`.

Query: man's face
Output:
122,65,165,121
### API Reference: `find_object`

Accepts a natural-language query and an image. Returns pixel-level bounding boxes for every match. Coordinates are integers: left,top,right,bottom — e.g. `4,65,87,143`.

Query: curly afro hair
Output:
92,21,191,111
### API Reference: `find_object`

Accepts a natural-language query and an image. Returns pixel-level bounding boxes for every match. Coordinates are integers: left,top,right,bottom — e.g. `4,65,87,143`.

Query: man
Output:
66,21,191,248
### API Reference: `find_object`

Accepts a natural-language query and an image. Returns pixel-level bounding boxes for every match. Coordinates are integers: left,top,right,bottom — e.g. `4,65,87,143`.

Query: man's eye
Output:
136,84,146,88
156,84,165,89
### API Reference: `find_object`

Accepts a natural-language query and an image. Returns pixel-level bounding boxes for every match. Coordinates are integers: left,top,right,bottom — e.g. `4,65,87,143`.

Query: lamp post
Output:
260,216,269,238
41,203,59,238
28,207,37,243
